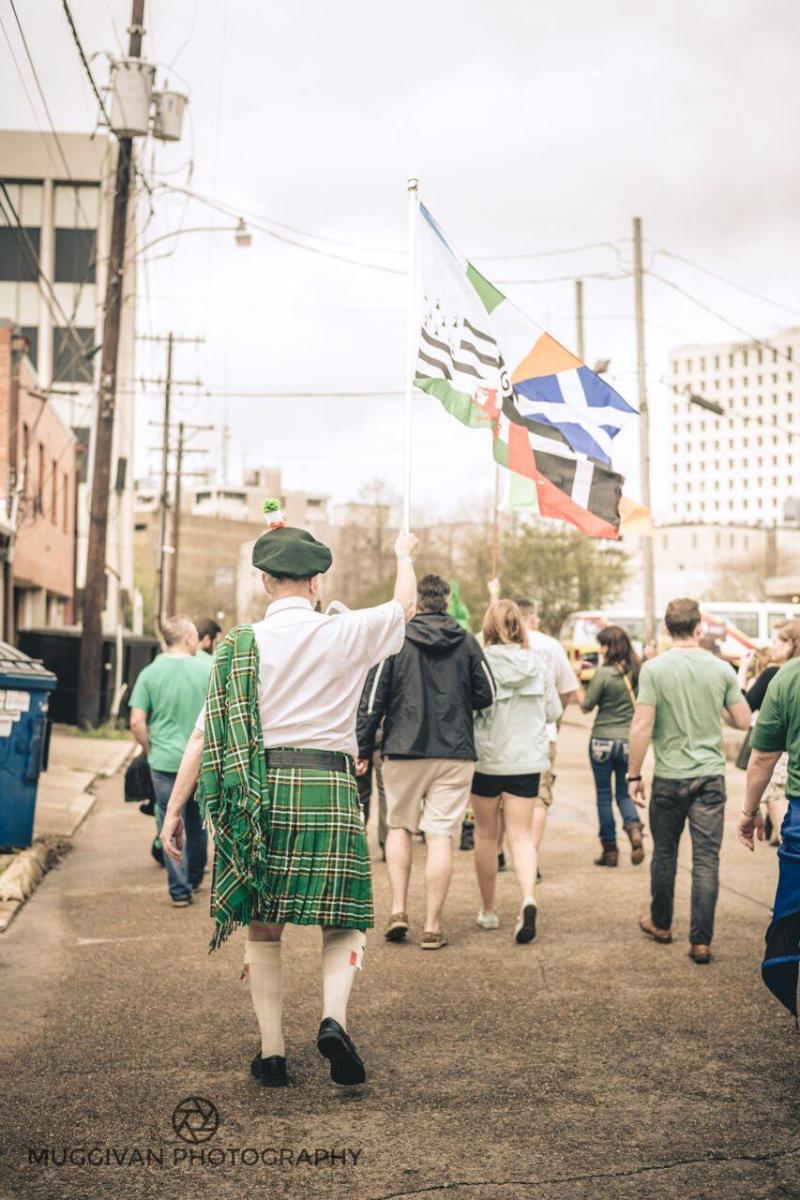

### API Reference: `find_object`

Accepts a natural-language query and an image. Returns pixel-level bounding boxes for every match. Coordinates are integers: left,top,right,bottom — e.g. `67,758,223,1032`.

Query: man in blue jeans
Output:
129,617,212,906
627,598,750,964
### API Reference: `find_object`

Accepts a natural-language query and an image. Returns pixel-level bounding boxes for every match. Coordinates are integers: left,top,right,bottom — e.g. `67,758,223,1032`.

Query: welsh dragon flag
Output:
413,204,639,539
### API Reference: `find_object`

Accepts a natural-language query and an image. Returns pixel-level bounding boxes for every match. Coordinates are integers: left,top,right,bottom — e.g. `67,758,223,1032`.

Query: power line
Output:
476,240,626,263
650,246,800,320
494,269,630,286
647,270,796,365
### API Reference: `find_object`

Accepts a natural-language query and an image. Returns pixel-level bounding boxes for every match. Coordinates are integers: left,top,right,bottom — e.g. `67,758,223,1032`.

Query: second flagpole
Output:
402,177,419,532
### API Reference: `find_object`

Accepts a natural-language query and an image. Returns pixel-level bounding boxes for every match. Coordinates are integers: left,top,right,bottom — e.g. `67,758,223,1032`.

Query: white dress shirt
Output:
196,598,405,758
527,629,579,744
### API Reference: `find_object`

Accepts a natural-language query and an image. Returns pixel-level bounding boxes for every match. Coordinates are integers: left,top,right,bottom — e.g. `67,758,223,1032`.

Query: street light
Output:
133,223,252,260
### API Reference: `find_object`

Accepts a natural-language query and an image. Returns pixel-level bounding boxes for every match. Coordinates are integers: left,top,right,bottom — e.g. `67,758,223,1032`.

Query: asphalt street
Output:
1,717,798,1200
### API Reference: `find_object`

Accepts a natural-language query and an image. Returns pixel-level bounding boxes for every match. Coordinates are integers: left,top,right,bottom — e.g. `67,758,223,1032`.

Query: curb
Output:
0,744,134,934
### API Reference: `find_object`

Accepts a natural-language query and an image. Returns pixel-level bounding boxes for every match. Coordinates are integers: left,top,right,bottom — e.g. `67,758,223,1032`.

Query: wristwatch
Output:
626,774,642,782
396,552,414,563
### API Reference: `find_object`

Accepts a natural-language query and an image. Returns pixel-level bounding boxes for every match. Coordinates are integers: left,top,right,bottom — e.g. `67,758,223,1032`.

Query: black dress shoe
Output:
250,1052,287,1087
317,1018,366,1086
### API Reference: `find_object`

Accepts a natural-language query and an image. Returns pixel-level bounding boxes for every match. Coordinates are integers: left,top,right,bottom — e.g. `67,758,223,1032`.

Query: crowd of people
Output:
127,511,798,1088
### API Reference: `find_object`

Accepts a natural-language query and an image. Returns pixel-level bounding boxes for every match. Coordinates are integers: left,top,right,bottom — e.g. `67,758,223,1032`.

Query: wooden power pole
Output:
633,216,656,642
166,420,213,616
77,0,145,726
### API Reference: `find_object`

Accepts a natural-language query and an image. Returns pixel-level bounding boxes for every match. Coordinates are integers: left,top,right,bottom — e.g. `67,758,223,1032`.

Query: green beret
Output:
252,526,332,578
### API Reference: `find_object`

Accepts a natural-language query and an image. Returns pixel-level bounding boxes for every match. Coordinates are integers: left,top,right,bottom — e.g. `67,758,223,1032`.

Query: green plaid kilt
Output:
258,763,373,929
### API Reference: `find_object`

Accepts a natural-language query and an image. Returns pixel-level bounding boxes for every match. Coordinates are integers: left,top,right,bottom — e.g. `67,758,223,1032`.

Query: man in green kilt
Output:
160,505,418,1087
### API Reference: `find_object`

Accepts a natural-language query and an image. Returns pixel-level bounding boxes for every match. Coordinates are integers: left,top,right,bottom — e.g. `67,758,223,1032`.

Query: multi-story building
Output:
134,467,331,629
0,322,76,633
0,130,136,632
665,326,800,526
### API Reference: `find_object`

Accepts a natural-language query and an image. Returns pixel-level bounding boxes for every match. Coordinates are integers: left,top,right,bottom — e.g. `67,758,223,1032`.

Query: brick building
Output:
0,322,76,635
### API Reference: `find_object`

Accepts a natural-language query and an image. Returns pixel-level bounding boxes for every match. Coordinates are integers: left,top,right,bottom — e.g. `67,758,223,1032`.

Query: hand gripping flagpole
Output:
402,177,419,533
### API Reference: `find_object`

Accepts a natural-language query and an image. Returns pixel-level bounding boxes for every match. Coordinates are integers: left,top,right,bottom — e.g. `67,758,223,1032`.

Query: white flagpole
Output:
402,177,419,532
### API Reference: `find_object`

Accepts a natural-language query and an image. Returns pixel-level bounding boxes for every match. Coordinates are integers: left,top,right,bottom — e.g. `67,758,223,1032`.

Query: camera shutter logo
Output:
171,1097,219,1144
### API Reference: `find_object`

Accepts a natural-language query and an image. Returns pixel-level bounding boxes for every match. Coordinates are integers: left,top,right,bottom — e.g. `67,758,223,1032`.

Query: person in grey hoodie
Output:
472,599,562,943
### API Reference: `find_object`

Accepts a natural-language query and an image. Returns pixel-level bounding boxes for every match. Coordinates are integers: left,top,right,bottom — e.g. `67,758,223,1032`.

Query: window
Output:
671,359,678,375
0,226,40,281
757,349,763,365
714,355,720,370
18,325,38,369
37,441,44,513
788,347,794,361
62,472,69,532
21,422,29,488
728,353,734,368
742,351,749,367
54,228,96,284
715,532,721,547
50,458,57,523
686,358,693,372
700,357,706,371
52,327,94,383
743,375,749,386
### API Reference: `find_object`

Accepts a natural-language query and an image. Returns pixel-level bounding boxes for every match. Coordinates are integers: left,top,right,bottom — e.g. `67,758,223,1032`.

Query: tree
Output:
459,519,630,635
706,556,767,602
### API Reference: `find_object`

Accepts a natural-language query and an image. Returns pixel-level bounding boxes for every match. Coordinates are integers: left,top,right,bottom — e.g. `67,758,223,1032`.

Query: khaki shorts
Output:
383,758,474,838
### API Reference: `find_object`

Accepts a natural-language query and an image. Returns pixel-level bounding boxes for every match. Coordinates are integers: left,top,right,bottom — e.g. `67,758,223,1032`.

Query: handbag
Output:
735,728,753,771
124,752,155,805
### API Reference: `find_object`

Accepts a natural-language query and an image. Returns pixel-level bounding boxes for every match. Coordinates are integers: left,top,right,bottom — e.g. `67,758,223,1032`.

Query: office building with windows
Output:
665,326,800,526
0,130,136,632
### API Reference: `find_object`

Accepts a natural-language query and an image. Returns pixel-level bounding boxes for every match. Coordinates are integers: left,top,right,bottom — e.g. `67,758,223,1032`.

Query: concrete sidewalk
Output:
33,732,134,839
0,722,797,1200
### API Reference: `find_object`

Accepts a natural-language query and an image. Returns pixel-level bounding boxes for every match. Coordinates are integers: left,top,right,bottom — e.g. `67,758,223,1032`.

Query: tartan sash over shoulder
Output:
196,624,271,950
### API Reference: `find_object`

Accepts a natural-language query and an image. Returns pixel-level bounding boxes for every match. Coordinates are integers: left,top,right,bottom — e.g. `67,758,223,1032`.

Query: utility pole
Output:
156,333,173,631
633,216,656,642
77,0,145,726
139,333,204,633
168,419,183,617
167,420,213,615
491,463,500,581
575,278,585,362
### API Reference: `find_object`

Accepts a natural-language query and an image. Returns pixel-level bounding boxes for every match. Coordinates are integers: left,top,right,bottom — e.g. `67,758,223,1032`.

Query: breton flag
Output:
413,203,639,539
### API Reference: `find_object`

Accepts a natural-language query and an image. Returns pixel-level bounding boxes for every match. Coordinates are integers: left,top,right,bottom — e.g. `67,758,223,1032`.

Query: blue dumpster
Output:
0,641,57,849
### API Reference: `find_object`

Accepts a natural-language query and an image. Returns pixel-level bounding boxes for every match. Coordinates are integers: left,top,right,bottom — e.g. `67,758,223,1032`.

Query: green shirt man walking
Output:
627,598,750,963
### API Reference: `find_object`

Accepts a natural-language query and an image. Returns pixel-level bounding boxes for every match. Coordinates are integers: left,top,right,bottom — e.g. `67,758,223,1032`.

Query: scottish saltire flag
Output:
413,203,639,539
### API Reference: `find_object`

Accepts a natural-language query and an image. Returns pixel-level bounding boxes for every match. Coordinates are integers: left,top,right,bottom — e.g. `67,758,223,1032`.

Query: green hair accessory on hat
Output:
262,497,287,529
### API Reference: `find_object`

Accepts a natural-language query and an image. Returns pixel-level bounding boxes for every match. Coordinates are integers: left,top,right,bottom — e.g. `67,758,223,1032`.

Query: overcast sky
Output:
2,0,799,521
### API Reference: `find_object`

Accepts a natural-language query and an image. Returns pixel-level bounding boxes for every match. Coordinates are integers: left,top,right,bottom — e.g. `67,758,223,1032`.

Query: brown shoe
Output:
625,822,645,865
384,912,409,942
639,915,673,944
689,943,712,964
594,841,619,867
420,930,448,950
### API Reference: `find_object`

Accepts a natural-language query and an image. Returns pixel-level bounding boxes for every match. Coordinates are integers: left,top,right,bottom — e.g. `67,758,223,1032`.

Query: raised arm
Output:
393,532,419,623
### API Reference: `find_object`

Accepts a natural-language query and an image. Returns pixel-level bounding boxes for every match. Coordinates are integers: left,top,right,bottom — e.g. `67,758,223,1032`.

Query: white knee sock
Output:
244,940,285,1058
321,929,366,1029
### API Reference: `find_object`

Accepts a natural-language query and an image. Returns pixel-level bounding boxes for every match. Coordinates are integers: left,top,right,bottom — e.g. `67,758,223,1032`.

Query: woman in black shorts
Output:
472,600,562,943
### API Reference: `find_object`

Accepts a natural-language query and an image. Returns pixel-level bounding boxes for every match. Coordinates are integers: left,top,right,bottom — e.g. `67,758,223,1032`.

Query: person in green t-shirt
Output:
580,625,644,869
627,598,750,964
130,617,212,907
739,645,800,1018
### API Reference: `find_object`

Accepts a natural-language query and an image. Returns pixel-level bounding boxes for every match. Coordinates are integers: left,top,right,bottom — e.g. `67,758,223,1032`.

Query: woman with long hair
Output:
581,624,644,867
471,600,561,943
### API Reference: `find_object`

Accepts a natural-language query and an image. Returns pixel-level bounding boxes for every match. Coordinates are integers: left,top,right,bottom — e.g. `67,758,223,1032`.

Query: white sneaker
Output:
514,896,537,944
476,910,499,930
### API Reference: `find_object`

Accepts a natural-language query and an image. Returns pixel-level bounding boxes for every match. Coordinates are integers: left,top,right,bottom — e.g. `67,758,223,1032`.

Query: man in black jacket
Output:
357,574,495,949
